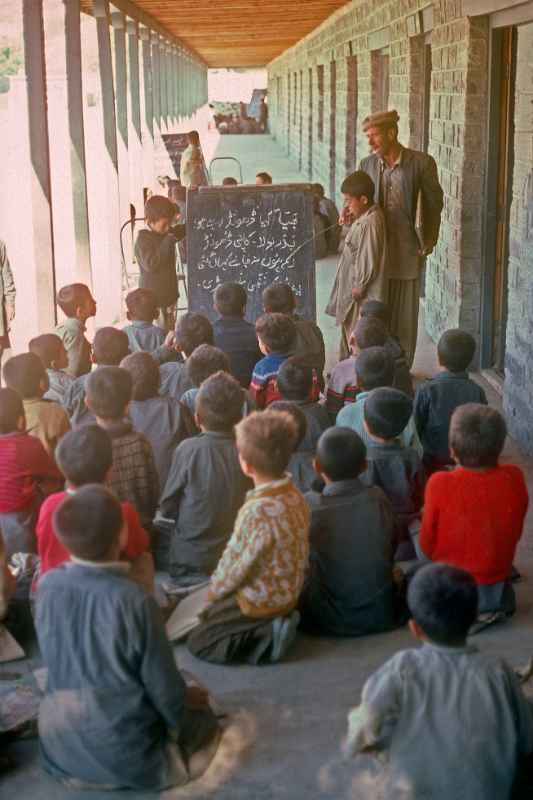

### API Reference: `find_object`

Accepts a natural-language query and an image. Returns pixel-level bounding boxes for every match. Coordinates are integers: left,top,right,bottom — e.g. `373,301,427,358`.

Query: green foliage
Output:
0,46,23,93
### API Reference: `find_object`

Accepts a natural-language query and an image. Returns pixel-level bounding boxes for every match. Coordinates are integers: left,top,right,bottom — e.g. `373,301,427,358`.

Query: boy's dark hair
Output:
54,485,123,561
360,300,390,326
364,388,413,440
437,329,476,373
256,171,272,184
214,282,247,317
187,345,230,388
352,317,387,350
235,410,297,478
255,313,296,354
355,347,394,391
269,401,307,450
262,283,295,314
93,327,130,366
29,333,63,369
340,171,375,202
144,195,177,224
3,352,46,399
0,387,24,434
56,425,113,486
195,371,244,432
120,352,160,401
449,403,506,468
56,283,91,317
408,563,478,646
222,176,238,186
313,183,325,198
125,288,159,322
175,312,214,357
86,366,132,420
316,427,366,481
277,357,313,402
187,130,200,145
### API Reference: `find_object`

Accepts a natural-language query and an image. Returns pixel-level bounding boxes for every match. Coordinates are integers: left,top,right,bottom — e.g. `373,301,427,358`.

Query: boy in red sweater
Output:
419,403,528,616
36,425,153,592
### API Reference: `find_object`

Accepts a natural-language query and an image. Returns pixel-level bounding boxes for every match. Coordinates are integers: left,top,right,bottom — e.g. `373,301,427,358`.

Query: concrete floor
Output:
4,134,533,799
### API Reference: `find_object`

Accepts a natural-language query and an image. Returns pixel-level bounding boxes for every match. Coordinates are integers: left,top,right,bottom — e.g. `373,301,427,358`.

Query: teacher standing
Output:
359,110,443,366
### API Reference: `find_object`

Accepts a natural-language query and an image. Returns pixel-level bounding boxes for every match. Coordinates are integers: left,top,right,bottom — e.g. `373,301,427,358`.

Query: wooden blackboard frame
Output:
186,184,317,324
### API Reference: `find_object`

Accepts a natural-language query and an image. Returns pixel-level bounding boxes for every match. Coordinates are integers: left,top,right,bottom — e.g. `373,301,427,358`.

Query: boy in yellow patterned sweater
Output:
188,410,310,665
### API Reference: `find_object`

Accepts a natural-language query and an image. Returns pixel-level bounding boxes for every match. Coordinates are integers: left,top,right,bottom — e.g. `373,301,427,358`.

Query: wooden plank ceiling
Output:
83,1,352,67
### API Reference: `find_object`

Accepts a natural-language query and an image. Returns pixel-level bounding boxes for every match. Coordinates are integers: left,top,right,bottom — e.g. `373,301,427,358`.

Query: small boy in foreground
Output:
0,388,62,557
213,282,261,388
299,427,396,637
122,287,173,362
420,404,528,616
3,352,70,457
158,372,250,589
36,425,152,592
29,333,73,406
55,283,96,378
36,486,220,791
86,366,159,531
188,410,310,665
344,564,533,800
414,329,487,473
250,313,296,409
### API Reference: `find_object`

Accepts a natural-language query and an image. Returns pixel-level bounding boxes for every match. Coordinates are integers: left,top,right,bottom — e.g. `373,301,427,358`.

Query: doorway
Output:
481,26,516,375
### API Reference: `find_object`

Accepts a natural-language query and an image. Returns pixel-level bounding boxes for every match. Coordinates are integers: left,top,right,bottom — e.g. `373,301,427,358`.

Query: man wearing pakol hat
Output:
359,110,443,366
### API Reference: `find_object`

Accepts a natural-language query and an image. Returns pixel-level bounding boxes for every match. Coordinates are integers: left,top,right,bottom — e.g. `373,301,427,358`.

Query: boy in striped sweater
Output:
188,410,310,665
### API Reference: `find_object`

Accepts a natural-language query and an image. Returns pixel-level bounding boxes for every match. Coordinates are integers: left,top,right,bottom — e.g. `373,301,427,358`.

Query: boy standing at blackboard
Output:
326,172,388,361
135,196,185,332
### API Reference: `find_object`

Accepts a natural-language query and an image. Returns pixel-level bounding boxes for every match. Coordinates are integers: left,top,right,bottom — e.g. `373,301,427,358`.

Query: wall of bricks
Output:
267,1,533,454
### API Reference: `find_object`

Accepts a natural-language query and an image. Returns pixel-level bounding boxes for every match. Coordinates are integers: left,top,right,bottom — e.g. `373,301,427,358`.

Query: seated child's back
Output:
277,357,330,452
55,283,96,378
4,352,70,456
158,312,212,401
269,401,313,493
360,300,413,396
121,352,186,488
420,404,527,612
36,486,219,792
345,564,533,800
158,372,250,587
29,333,73,406
250,313,297,409
414,329,487,470
300,427,396,636
122,288,172,363
212,283,261,387
86,366,159,530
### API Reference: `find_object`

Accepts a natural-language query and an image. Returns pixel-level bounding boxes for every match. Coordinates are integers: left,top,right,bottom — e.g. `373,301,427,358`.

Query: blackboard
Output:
186,185,316,324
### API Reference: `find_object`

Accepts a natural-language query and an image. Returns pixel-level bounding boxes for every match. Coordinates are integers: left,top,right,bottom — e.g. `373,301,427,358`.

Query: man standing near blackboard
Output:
180,131,208,188
359,110,443,366
326,172,387,360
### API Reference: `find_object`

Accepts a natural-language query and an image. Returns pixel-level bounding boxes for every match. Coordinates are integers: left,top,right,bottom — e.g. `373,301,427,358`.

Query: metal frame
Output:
208,156,244,184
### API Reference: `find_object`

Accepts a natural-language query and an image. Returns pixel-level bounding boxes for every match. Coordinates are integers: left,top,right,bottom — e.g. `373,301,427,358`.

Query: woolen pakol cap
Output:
362,110,400,131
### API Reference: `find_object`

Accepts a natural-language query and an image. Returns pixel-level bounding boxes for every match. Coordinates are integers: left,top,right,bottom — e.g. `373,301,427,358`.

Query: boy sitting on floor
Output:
360,300,413,396
269,401,312,493
55,283,96,378
122,288,176,364
86,366,159,531
36,425,152,592
188,410,310,665
299,427,396,637
158,371,250,590
361,388,425,554
36,486,220,792
0,388,62,557
29,333,73,406
158,312,213,402
64,327,130,426
419,403,528,617
414,329,487,473
180,344,231,417
250,313,297,409
213,282,261,388
263,283,326,387
277,357,330,453
3,352,70,458
325,316,387,420
337,347,422,454
120,352,187,489
344,563,533,800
